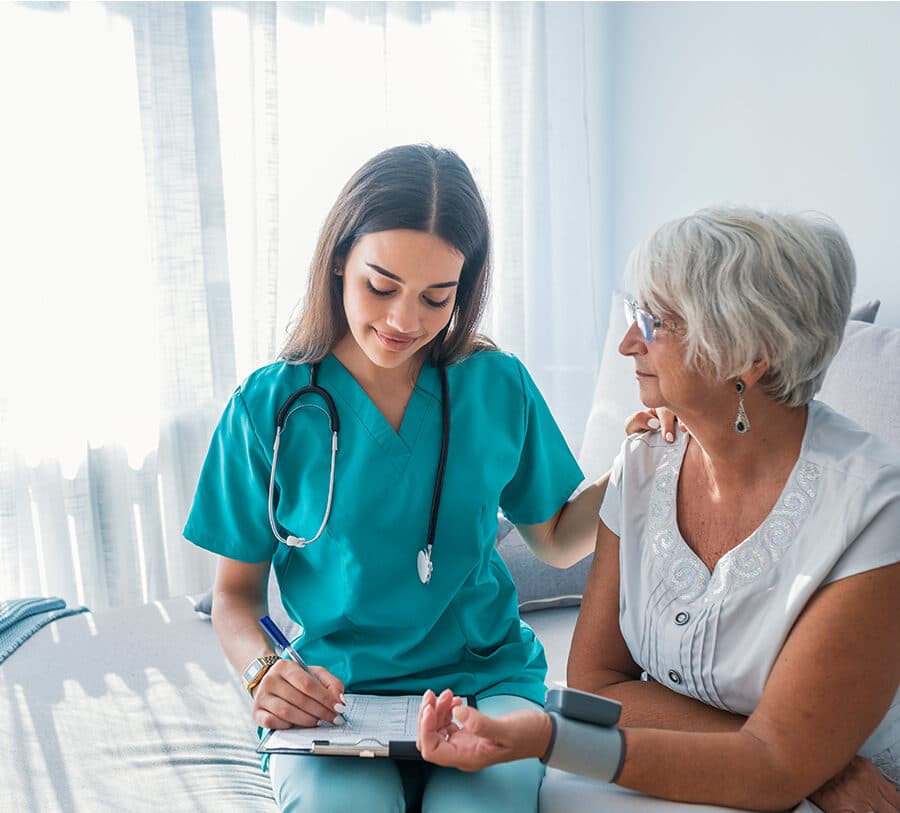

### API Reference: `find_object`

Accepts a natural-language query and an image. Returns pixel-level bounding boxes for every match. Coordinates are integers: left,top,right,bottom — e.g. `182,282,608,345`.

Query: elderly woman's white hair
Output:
628,207,856,406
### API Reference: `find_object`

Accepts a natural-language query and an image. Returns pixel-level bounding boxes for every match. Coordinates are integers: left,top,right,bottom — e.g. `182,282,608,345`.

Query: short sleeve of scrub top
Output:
183,387,278,564
498,359,585,525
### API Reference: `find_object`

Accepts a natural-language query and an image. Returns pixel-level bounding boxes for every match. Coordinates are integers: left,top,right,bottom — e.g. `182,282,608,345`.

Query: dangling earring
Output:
734,379,750,434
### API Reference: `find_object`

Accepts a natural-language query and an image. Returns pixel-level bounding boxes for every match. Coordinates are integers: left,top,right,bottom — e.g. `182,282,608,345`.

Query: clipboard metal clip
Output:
310,739,389,758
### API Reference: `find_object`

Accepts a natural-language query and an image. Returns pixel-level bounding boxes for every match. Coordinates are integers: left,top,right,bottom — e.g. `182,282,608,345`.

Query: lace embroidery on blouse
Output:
647,444,821,603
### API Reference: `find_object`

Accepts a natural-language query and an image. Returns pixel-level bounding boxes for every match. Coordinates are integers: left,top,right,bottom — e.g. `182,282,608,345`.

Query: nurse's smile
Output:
374,328,418,352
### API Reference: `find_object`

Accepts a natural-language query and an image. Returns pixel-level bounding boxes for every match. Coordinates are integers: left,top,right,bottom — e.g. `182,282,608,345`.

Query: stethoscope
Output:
267,362,449,585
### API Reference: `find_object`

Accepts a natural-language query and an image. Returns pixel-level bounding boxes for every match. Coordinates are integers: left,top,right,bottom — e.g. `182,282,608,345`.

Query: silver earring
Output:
734,379,750,434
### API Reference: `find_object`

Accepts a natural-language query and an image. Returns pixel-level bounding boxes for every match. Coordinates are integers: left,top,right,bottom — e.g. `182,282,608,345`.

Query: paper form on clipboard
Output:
258,693,474,759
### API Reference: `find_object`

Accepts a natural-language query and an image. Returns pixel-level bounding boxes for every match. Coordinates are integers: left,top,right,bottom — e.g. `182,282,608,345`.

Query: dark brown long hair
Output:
280,144,496,365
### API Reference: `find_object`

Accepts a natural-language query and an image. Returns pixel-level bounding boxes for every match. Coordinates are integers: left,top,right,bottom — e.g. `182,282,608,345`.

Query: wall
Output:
608,1,900,327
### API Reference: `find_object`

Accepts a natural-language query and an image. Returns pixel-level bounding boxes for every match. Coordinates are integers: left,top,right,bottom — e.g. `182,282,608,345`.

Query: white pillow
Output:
818,319,900,449
577,291,642,484
848,299,880,324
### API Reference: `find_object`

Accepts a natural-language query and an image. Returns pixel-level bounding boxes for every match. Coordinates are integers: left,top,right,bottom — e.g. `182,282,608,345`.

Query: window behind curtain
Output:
0,1,610,610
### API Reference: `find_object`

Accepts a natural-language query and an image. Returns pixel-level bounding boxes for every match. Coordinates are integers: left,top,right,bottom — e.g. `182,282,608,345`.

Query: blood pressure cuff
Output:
541,712,625,782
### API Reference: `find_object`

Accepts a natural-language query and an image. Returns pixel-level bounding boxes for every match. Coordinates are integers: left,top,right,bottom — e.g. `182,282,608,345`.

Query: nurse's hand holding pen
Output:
251,615,347,730
252,660,347,730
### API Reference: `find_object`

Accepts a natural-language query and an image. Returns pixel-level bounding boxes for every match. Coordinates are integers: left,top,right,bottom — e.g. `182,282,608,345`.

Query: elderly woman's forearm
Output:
616,728,808,811
570,673,745,733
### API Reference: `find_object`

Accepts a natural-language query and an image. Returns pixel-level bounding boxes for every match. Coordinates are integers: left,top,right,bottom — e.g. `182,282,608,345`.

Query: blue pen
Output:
258,615,318,678
258,615,348,726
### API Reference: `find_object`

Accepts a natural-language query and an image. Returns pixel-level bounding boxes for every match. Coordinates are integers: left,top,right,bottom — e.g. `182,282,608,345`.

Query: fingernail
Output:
665,432,674,442
647,418,660,429
339,693,346,703
334,702,347,714
333,714,346,725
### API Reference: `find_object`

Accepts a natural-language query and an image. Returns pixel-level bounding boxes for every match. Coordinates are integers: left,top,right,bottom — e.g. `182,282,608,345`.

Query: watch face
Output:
244,661,263,682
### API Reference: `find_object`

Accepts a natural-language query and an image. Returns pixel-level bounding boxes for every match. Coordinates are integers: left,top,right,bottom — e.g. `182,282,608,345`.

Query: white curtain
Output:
0,1,612,611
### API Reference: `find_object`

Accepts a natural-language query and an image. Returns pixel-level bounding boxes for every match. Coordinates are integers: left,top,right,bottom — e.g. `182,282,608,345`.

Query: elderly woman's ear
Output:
737,359,769,390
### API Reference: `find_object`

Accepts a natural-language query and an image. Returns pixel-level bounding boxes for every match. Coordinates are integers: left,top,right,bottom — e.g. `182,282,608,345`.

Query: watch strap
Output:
241,654,280,695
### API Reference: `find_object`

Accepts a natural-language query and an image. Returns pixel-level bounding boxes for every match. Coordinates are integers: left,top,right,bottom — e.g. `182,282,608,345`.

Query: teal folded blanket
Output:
0,597,89,664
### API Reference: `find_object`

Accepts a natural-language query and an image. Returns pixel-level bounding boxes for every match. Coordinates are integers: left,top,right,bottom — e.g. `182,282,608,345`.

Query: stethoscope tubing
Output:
268,420,338,548
422,367,450,568
276,378,340,434
268,365,341,548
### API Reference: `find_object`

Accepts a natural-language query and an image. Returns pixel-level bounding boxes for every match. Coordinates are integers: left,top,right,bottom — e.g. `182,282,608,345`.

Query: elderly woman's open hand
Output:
417,689,551,771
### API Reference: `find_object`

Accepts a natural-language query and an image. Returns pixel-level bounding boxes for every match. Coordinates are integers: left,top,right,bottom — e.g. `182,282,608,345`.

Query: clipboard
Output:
257,692,476,760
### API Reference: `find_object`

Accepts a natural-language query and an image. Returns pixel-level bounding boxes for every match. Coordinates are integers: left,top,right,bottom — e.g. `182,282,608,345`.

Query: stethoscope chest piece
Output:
417,545,434,585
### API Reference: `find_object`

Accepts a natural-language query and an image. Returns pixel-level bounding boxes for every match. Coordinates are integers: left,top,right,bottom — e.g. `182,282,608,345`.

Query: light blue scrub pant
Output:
269,694,544,813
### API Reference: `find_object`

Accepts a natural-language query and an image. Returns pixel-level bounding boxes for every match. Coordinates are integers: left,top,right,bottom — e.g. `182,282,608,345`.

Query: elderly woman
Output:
418,208,900,812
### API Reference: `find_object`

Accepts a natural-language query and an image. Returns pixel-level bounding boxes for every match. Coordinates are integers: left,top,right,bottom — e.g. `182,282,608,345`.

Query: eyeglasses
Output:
623,298,683,343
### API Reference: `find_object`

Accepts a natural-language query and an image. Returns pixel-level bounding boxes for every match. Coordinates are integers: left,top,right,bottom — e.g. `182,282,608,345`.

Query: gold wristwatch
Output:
241,655,279,696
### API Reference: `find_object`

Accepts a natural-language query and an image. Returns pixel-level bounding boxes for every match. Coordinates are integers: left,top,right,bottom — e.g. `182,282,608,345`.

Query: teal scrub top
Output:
184,350,584,705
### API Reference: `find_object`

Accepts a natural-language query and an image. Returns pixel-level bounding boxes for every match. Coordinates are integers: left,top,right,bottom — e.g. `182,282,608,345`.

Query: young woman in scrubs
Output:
184,144,658,812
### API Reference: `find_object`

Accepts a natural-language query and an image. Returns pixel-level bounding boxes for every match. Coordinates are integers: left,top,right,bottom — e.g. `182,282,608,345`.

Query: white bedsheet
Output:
0,595,276,813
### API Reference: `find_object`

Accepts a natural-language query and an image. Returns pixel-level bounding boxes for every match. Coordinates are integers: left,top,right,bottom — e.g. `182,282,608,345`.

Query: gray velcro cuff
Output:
544,712,625,782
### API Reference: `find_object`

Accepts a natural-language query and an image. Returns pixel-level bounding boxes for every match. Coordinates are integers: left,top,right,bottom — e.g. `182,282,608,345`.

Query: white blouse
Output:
600,399,900,783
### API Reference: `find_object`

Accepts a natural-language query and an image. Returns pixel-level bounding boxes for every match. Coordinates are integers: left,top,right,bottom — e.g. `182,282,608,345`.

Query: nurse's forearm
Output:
518,472,608,568
211,587,276,676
